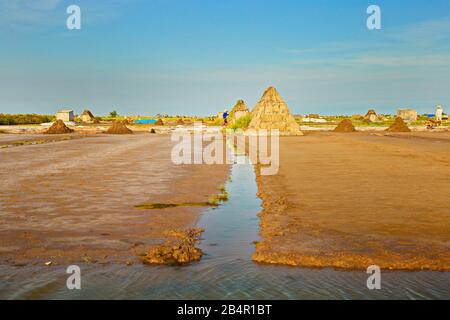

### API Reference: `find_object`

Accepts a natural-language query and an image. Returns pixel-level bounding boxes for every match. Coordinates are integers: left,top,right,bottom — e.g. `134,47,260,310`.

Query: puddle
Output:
0,155,449,299
197,155,261,261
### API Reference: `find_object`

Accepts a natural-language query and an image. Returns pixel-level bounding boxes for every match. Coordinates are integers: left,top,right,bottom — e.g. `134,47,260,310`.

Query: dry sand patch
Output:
253,132,450,270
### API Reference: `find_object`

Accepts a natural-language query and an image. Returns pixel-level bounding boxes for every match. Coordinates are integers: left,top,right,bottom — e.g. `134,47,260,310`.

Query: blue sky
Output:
1,0,450,116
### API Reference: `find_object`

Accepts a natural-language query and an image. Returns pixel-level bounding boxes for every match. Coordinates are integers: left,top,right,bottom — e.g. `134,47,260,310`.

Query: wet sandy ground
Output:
0,133,229,266
0,133,86,148
1,149,448,300
253,131,450,270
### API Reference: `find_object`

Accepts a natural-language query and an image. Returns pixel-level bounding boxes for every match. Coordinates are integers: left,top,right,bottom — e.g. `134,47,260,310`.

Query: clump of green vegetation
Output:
219,191,228,201
208,195,222,206
135,202,215,210
229,114,252,131
12,140,45,146
136,203,178,209
212,116,224,126
209,185,229,205
136,185,229,210
0,114,55,125
2,137,74,148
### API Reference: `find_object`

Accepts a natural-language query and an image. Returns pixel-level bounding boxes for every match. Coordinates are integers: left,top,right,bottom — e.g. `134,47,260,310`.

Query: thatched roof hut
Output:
364,109,378,122
228,99,250,123
81,109,95,123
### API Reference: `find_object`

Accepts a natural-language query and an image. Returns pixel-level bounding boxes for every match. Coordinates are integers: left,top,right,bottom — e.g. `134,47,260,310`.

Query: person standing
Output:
222,109,229,125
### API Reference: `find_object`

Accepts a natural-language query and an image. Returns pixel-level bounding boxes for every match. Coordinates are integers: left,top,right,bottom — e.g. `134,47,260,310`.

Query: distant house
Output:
435,105,444,121
365,109,378,122
81,109,95,123
397,109,417,122
302,116,327,123
56,109,74,122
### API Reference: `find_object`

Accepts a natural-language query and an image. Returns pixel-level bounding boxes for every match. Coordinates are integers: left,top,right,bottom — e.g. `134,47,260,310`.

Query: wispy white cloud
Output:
390,19,450,47
285,18,450,70
353,54,450,67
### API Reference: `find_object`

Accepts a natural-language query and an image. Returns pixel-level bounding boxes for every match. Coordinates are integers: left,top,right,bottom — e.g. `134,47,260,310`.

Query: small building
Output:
435,105,444,121
56,109,74,122
302,116,327,123
365,109,378,122
81,109,95,123
397,109,417,122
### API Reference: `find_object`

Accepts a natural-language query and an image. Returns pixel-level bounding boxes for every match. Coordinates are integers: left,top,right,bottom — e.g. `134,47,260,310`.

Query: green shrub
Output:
229,114,252,131
0,114,55,125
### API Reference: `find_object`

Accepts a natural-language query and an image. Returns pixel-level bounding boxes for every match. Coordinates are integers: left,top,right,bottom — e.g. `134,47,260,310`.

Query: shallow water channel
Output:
0,155,449,299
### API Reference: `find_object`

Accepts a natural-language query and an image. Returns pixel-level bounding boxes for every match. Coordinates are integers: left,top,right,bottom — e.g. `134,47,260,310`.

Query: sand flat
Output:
253,131,450,270
0,134,229,265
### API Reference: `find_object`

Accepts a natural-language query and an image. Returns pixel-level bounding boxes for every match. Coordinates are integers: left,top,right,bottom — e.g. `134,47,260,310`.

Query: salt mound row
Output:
106,121,133,134
334,119,356,132
386,117,411,132
45,120,74,134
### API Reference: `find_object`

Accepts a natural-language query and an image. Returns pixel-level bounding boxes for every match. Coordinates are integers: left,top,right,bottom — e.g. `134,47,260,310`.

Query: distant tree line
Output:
0,114,55,125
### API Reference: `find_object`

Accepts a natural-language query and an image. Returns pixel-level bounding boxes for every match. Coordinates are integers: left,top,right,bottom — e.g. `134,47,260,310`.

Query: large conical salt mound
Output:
386,117,411,132
106,121,133,134
45,120,74,134
334,119,357,132
248,87,303,135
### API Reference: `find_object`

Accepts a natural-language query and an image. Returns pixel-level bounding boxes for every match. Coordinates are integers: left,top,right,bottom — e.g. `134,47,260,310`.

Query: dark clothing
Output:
223,112,229,124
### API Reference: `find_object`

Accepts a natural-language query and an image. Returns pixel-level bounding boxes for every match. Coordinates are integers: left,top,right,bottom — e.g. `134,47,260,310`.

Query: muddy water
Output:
0,156,449,299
